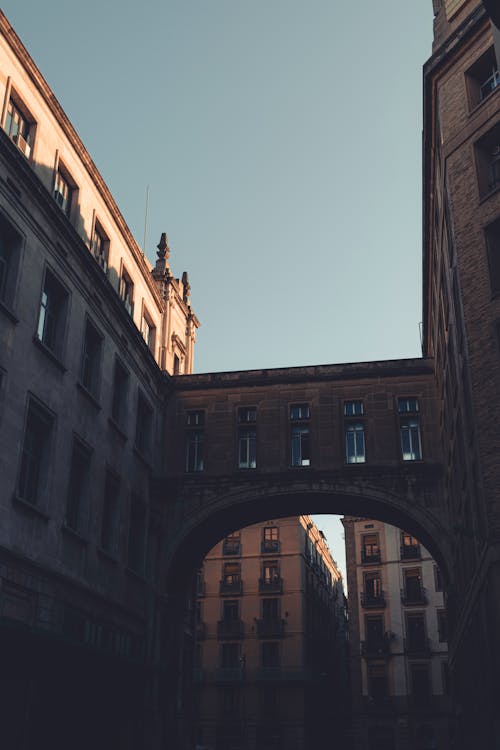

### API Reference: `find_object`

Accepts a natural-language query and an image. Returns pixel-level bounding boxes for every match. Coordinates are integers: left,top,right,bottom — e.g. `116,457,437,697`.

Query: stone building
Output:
343,517,449,750
193,516,348,750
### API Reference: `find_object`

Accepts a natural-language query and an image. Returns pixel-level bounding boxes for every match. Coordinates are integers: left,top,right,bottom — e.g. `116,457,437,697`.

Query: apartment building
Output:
194,516,349,750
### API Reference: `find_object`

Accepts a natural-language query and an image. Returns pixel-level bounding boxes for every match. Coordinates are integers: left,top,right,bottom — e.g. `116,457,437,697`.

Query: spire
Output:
157,232,170,261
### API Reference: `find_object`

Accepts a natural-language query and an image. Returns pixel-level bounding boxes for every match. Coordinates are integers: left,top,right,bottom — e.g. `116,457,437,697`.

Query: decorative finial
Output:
181,271,191,302
157,232,170,260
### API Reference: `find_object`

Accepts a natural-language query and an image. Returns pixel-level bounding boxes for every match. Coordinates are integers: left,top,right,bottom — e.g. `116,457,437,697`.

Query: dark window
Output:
223,562,241,587
434,565,443,592
262,526,280,553
365,615,385,646
410,664,430,705
127,495,147,573
485,218,500,296
173,353,180,374
186,411,204,472
65,438,91,532
466,46,499,108
119,267,134,315
238,427,256,468
262,642,280,668
221,642,239,668
90,220,109,273
222,531,241,555
363,571,383,604
54,165,75,218
135,391,153,456
406,613,427,652
403,569,425,604
290,403,310,420
18,399,54,506
187,410,204,427
263,560,280,584
222,600,239,621
368,664,388,702
401,531,421,559
262,598,279,620
220,687,239,718
238,406,256,423
260,686,278,720
81,319,103,396
0,214,22,308
4,95,34,158
344,400,364,416
291,425,310,466
475,124,500,196
345,422,365,463
437,609,448,642
101,470,120,553
141,306,156,353
398,397,419,414
111,358,129,428
36,269,68,358
362,533,380,563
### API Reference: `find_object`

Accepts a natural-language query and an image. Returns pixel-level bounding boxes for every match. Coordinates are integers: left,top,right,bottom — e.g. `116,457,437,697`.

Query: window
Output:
53,164,75,218
18,399,54,506
260,686,278,721
173,353,180,374
398,398,422,461
262,641,280,668
406,613,427,652
36,268,69,359
437,609,448,642
65,438,91,532
4,95,34,158
400,531,421,559
365,615,385,644
485,218,500,296
410,664,430,705
222,600,239,622
361,533,380,563
466,46,499,108
220,642,239,668
80,319,103,397
90,220,108,273
290,403,310,420
289,403,311,467
475,124,500,196
111,358,129,428
345,422,365,463
363,571,383,606
0,213,22,309
344,400,364,416
434,565,443,592
119,266,134,316
135,391,153,456
262,526,280,553
403,569,425,604
238,406,256,469
368,664,388,702
260,560,281,592
100,470,120,553
186,410,204,472
141,305,156,353
221,562,241,594
220,687,239,718
127,495,147,573
222,531,241,556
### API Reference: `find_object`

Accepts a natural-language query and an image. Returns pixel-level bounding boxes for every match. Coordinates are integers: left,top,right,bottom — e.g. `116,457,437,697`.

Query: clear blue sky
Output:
2,1,434,579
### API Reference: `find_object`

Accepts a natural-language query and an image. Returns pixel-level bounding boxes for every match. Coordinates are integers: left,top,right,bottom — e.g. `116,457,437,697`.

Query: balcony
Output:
361,590,386,608
361,637,392,658
401,587,427,606
219,579,243,596
259,577,283,594
400,544,421,560
404,637,431,657
217,619,244,640
256,618,286,638
222,540,241,556
261,539,280,554
361,549,381,564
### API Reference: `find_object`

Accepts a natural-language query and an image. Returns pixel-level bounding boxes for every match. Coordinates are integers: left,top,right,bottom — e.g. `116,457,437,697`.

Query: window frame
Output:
80,317,104,399
90,217,109,273
140,302,156,354
4,91,36,159
53,160,76,219
119,263,134,316
135,389,153,458
100,467,121,555
127,493,148,574
111,357,129,430
17,396,55,509
0,211,24,313
65,436,92,534
36,266,70,362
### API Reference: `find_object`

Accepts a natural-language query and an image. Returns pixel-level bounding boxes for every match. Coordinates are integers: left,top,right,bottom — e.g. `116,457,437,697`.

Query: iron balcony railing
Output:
219,579,243,595
361,549,381,564
361,590,386,608
217,619,244,640
256,618,286,639
259,577,283,594
261,539,280,554
400,544,421,560
401,586,428,605
222,540,241,556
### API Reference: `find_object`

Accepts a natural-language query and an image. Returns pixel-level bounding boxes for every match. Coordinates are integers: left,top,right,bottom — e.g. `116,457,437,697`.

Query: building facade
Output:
343,517,449,750
194,516,348,750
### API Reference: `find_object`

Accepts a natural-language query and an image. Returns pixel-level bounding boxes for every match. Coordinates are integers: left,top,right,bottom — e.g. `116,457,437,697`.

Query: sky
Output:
1,1,434,580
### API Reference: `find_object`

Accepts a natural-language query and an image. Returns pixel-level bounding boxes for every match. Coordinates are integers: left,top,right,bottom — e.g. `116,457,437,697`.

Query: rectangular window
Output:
141,305,156,353
222,531,241,556
260,560,281,592
36,269,69,359
398,398,422,461
437,609,448,642
345,422,365,463
186,410,204,472
291,425,310,466
344,400,364,416
400,531,421,559
290,403,310,420
403,568,425,604
365,615,385,645
54,165,75,218
222,600,239,622
465,46,499,108
4,96,34,158
101,470,120,553
367,664,387,702
221,562,242,594
0,213,22,308
434,565,443,592
406,613,427,652
361,533,380,563
220,687,240,718
238,427,256,469
262,641,280,668
363,571,383,605
410,664,430,705
262,598,279,620
187,410,204,427
221,642,239,668
65,438,91,532
485,218,500,296
111,358,129,428
18,399,54,506
262,526,280,553
119,266,134,316
90,220,109,273
238,406,257,423
135,391,153,456
475,124,500,196
127,495,147,573
81,319,103,397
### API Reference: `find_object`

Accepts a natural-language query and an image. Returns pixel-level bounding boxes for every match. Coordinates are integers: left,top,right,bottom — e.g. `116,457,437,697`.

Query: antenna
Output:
143,185,150,257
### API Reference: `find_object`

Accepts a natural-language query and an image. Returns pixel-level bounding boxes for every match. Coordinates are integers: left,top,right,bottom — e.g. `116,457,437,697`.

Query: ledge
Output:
61,523,89,545
76,381,101,410
97,546,119,565
0,299,18,324
12,493,50,521
33,335,66,372
133,446,152,468
108,416,127,442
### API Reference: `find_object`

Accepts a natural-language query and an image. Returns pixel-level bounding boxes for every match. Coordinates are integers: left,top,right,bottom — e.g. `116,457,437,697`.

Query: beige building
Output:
194,516,348,750
343,518,449,750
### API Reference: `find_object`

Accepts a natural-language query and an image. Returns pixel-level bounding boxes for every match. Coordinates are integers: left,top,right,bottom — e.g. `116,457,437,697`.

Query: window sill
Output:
469,84,500,117
0,299,18,324
61,523,89,545
12,493,50,521
479,182,500,205
77,381,101,410
108,417,127,441
97,546,119,565
33,336,66,372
